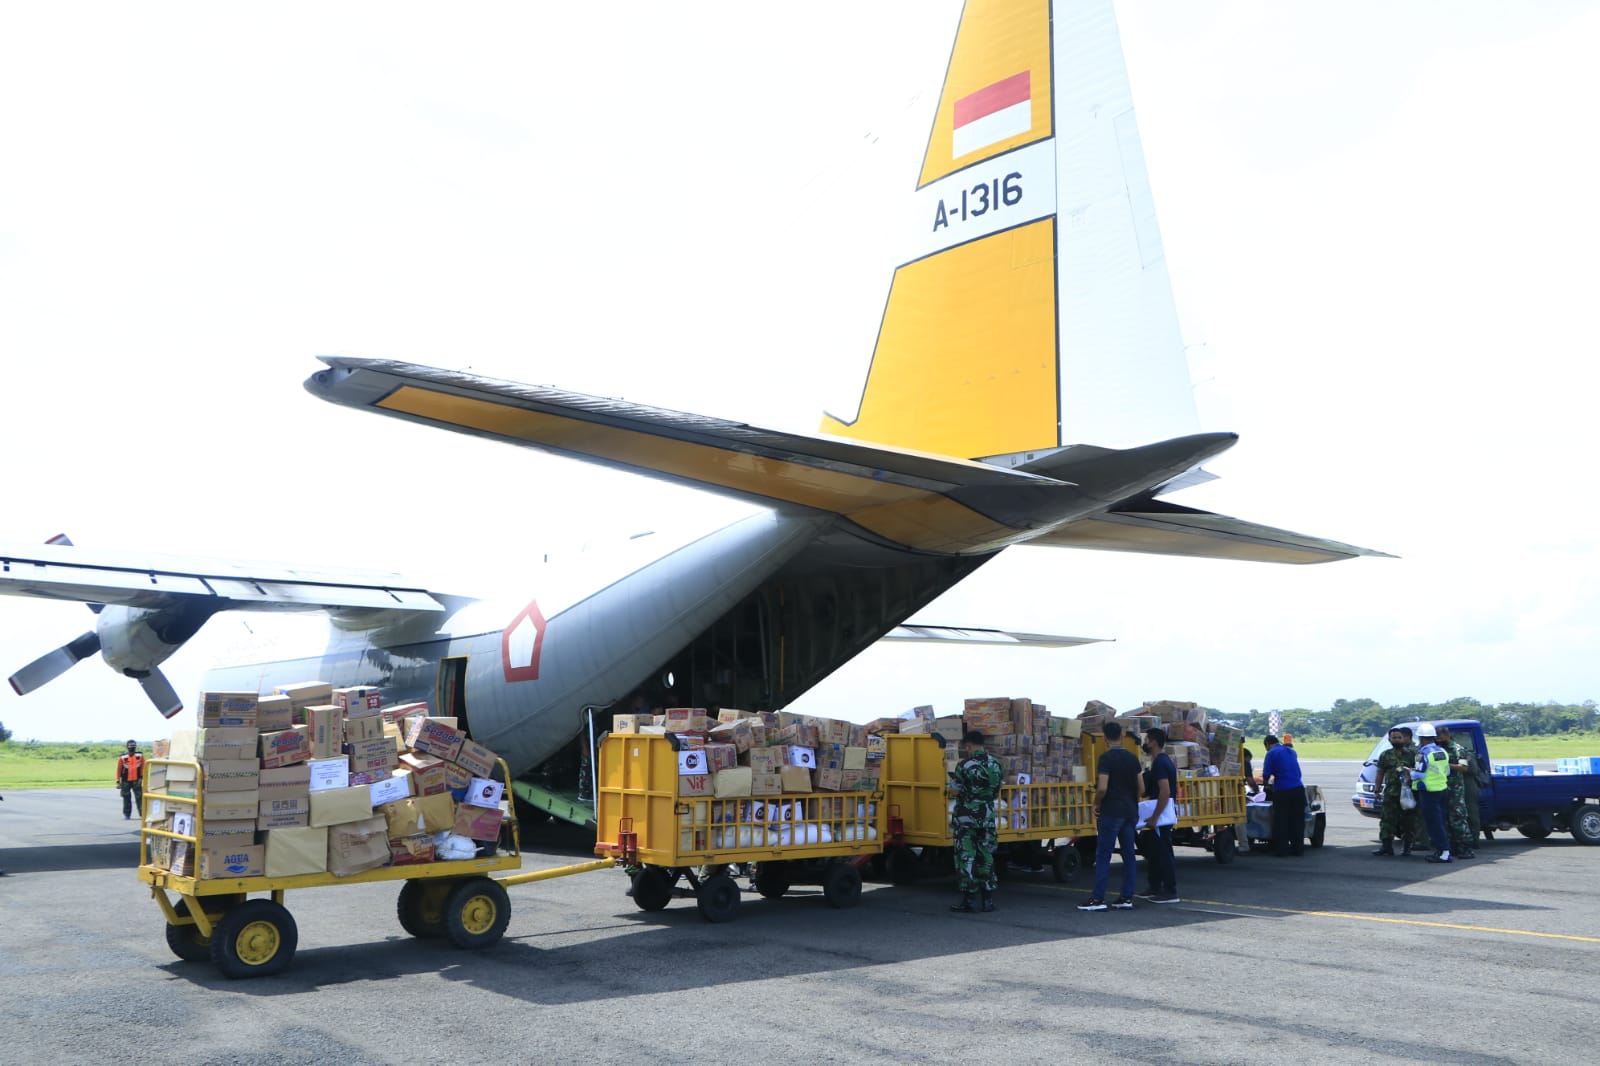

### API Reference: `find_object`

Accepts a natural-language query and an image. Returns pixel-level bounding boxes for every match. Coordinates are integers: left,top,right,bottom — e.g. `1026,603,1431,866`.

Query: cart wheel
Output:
211,899,297,979
753,864,789,899
1051,845,1080,884
1310,813,1327,849
397,879,453,939
1213,828,1238,865
822,862,863,909
885,846,919,886
631,867,675,912
166,898,230,962
696,872,742,922
443,877,511,949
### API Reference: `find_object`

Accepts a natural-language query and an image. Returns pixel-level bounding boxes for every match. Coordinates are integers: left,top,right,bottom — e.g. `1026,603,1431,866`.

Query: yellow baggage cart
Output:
138,757,609,978
1080,733,1249,863
593,733,883,921
878,734,1096,884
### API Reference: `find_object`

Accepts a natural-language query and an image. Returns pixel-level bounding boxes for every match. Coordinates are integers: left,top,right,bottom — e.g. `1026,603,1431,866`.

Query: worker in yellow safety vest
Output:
1409,723,1452,864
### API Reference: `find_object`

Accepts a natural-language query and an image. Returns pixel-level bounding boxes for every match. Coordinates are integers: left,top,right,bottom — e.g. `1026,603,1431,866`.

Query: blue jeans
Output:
1419,789,1450,854
1092,815,1138,900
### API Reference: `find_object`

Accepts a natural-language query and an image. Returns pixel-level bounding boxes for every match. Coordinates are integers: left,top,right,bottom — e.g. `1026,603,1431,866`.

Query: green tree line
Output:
1208,697,1599,739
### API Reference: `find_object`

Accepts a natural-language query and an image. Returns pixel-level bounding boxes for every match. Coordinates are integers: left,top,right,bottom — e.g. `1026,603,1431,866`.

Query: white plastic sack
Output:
432,832,479,860
1136,799,1179,829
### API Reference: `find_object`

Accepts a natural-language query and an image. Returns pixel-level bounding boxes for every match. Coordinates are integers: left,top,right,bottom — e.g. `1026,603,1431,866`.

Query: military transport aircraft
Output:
0,0,1381,820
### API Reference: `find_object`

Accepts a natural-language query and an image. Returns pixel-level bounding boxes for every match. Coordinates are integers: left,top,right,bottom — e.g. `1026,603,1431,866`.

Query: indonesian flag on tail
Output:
952,71,1032,158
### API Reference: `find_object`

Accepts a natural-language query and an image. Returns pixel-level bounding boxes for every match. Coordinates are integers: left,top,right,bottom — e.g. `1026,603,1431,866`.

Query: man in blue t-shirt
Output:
1079,720,1143,911
1261,734,1306,856
1138,727,1180,903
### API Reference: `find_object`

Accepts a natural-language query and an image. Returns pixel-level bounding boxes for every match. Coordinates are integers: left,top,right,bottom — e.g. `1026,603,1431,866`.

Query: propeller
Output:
8,631,101,695
135,670,184,719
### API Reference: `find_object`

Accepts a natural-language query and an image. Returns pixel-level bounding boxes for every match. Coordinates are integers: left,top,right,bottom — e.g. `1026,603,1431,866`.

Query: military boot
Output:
980,886,996,913
1401,840,1415,856
949,892,975,913
1371,840,1395,856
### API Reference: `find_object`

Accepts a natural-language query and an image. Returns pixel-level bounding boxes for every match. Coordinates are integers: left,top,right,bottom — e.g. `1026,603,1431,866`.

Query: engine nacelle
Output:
98,601,217,678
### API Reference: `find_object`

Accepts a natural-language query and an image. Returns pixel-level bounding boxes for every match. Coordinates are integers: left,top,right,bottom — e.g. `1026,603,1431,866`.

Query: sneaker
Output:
1426,855,1452,864
1150,893,1181,904
1135,891,1157,900
1077,898,1108,911
1110,896,1135,909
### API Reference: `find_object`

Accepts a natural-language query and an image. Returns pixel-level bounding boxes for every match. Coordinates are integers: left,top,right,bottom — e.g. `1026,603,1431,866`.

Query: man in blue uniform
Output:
1410,723,1453,863
1261,734,1306,857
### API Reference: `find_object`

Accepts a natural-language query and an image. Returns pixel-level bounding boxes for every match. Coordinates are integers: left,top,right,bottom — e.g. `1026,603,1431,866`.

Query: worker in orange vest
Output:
116,740,145,820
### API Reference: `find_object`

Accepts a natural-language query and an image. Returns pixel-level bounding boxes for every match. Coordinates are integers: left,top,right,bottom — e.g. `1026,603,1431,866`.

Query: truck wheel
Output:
696,873,741,922
211,899,297,979
885,846,920,886
1518,819,1553,840
822,862,863,909
1051,844,1080,883
1310,813,1327,849
753,864,789,899
443,877,511,949
1213,828,1238,864
1570,804,1600,845
631,868,674,912
397,879,452,938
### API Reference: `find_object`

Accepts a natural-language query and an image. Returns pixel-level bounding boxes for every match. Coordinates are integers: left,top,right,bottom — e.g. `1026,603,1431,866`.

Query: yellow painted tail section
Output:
822,0,1058,461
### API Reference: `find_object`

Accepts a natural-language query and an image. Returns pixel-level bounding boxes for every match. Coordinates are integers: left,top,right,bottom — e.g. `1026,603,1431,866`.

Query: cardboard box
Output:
167,730,198,763
453,739,497,779
443,761,472,792
255,694,294,733
307,705,344,759
369,774,411,807
196,727,258,762
258,795,310,818
750,772,783,796
465,778,504,807
264,826,329,877
1495,763,1535,777
171,811,196,838
332,686,382,713
380,793,457,838
168,840,194,876
713,767,753,798
842,746,868,771
398,752,448,795
199,691,257,728
201,760,261,793
611,714,640,734
383,701,431,724
780,765,814,793
258,763,312,796
326,816,391,877
345,713,386,743
453,803,504,842
748,748,782,774
274,680,333,703
709,719,754,754
678,774,711,798
813,768,844,792
785,746,817,770
705,743,739,772
309,784,375,827
201,791,260,822
389,834,434,865
678,748,710,775
347,736,399,775
152,738,172,759
407,718,466,761
258,727,312,769
257,812,309,830
199,844,265,880
307,757,350,793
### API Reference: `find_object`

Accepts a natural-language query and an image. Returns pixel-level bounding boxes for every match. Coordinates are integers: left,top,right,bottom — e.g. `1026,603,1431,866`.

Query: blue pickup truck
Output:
1351,719,1600,844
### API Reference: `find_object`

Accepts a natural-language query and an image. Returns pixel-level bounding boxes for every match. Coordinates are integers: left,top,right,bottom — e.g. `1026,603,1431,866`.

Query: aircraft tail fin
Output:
820,0,1198,461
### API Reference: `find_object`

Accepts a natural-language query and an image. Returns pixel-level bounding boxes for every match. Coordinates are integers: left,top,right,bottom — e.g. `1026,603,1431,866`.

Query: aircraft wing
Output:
0,541,454,612
878,625,1107,648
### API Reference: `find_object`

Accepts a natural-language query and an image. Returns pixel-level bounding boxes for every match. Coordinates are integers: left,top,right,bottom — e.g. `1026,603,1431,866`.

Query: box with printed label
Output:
784,746,817,770
196,727,258,761
780,765,814,792
264,826,328,877
369,774,411,807
309,784,374,827
464,777,504,807
611,714,641,734
453,803,504,842
199,844,265,880
258,727,312,769
678,748,710,775
332,686,382,713
257,811,310,830
380,793,457,838
748,748,782,774
274,681,333,704
344,713,386,743
452,739,497,779
199,691,258,728
307,705,344,759
168,840,195,876
709,719,754,753
750,772,783,796
813,768,844,792
1495,763,1535,777
258,795,310,818
255,694,294,732
307,757,350,793
398,752,447,795
407,718,466,761
705,743,738,772
201,758,262,791
201,791,258,822
347,736,399,775
443,761,472,792
326,816,390,877
389,834,434,865
678,774,711,798
258,763,311,796
383,701,431,724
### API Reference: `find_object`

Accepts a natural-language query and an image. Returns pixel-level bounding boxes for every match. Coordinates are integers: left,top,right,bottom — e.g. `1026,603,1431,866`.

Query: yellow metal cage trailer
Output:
138,758,610,978
1078,735,1250,865
594,733,884,921
878,734,1098,885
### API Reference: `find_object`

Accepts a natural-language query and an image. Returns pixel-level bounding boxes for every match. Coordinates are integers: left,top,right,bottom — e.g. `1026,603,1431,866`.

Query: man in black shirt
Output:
1079,720,1142,911
1138,727,1180,904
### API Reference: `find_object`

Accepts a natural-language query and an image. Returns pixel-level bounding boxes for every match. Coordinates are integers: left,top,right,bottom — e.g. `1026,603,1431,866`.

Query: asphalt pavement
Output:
2,763,1596,1065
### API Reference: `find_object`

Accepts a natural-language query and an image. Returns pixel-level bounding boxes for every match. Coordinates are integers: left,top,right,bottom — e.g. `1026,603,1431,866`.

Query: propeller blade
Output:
139,670,184,719
7,631,101,695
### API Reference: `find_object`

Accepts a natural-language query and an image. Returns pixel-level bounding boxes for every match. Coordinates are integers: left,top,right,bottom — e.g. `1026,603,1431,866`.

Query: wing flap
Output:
1027,509,1393,564
880,624,1107,648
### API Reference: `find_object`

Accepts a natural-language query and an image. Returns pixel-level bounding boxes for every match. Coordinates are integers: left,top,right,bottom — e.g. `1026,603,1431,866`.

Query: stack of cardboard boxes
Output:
143,682,511,880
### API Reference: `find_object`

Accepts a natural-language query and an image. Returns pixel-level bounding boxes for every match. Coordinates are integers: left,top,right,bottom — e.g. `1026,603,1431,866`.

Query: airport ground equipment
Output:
1242,786,1327,851
138,757,610,978
1352,719,1600,843
1072,734,1249,865
593,733,883,921
877,733,1095,884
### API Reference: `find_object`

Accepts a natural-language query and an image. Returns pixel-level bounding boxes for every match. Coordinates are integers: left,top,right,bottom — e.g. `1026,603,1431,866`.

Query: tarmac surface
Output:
3,760,1597,1065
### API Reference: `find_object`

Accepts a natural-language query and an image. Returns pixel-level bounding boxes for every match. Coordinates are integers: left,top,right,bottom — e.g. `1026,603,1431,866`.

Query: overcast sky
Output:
2,2,1597,743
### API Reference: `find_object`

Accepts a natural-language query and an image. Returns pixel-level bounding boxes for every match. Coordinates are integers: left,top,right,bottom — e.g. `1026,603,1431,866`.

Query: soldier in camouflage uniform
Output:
1373,726,1423,856
949,729,1002,913
1436,725,1477,858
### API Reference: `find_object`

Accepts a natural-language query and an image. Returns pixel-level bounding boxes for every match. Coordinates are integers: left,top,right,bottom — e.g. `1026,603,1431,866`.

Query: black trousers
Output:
121,781,142,819
1270,786,1306,855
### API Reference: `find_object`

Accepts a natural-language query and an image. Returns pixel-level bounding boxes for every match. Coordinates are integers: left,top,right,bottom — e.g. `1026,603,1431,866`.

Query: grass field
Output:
7,733,1600,789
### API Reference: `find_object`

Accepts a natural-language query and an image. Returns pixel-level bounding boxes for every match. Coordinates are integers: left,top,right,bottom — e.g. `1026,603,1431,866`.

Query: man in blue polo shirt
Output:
1261,734,1306,857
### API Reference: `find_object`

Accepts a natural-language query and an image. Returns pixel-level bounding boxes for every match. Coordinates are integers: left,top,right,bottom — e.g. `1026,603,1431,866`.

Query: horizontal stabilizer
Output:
1026,501,1393,564
879,625,1106,649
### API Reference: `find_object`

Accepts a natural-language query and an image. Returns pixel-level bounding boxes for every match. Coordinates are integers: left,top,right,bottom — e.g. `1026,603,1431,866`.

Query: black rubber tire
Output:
1051,844,1080,883
885,846,920,886
211,899,297,979
822,862,863,909
753,864,789,899
1213,828,1238,865
1310,813,1327,849
1570,804,1600,845
1518,819,1553,840
397,879,453,938
165,899,217,962
443,877,511,949
696,872,741,922
631,867,674,912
